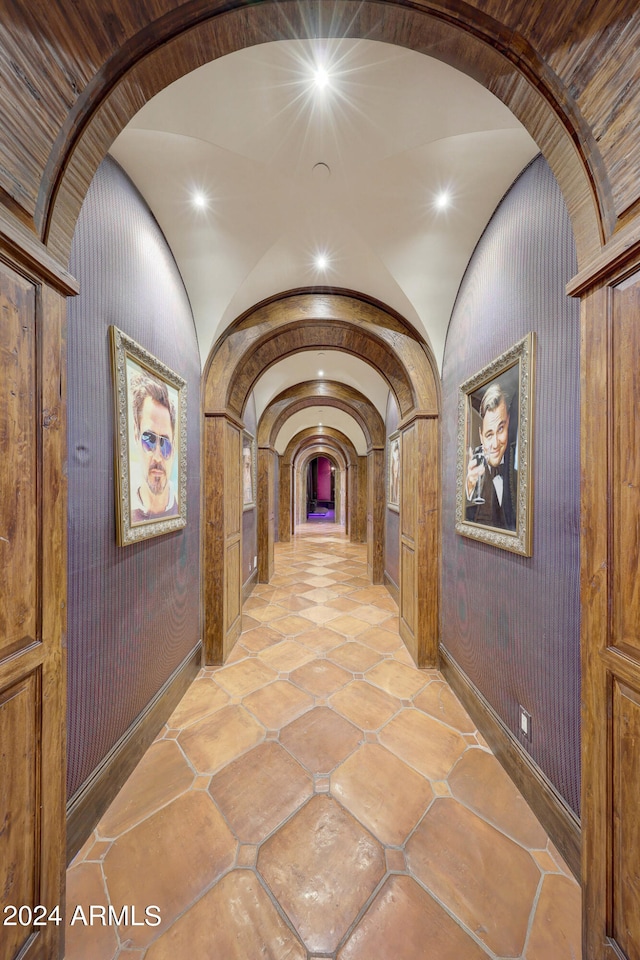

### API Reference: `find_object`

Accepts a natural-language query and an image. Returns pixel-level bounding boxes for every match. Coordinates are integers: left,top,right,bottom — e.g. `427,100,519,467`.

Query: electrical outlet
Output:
519,705,532,741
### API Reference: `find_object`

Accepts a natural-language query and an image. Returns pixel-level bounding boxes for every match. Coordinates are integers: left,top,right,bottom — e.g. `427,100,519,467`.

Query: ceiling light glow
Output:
315,254,329,271
192,190,209,210
314,66,331,90
318,370,324,377
435,191,451,210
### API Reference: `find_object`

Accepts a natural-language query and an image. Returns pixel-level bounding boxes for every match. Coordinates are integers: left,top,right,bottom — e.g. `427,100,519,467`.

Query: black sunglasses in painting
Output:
140,430,173,459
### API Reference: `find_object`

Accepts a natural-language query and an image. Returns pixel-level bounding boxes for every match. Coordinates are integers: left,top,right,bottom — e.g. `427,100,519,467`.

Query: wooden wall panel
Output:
258,447,275,583
203,415,242,664
0,266,37,659
612,680,640,960
366,448,384,583
0,672,38,960
612,274,640,657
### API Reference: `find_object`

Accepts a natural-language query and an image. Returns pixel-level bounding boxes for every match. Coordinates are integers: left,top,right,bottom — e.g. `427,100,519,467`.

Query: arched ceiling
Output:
110,37,538,374
110,35,537,441
275,408,366,456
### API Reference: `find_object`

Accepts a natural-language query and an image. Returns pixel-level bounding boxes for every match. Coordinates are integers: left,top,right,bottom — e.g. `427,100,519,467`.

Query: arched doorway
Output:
2,2,622,957
202,289,440,670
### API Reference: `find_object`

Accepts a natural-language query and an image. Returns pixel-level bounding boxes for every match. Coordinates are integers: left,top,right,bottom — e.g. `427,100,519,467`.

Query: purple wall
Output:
66,156,201,800
441,156,581,815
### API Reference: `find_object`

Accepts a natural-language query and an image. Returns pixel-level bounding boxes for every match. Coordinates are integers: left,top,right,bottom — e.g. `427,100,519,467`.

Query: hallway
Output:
66,527,581,960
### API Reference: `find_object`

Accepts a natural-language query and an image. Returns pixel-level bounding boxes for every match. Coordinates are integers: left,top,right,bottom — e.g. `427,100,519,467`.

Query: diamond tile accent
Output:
258,795,385,953
280,706,361,773
208,741,313,842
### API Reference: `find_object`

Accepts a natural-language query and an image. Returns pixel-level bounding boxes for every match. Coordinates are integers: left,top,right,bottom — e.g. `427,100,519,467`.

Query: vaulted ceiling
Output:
110,37,537,449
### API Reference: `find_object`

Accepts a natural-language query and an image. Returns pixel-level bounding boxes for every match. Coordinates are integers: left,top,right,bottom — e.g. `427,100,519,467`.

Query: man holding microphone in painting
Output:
465,382,517,531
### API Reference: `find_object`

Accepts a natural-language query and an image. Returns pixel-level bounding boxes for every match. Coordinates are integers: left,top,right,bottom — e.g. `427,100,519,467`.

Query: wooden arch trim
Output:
259,379,384,451
283,427,358,467
204,291,438,421
37,0,604,268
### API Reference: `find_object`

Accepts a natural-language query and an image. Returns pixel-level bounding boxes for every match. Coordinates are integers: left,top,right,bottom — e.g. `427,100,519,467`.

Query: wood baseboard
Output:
383,572,399,605
66,642,202,863
242,568,258,603
440,646,581,881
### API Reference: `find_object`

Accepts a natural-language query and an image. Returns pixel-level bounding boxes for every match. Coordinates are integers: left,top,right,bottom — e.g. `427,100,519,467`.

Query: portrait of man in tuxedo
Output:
465,381,517,531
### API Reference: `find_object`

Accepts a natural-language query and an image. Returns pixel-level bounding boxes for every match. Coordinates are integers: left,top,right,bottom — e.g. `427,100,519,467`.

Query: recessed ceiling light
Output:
192,190,209,210
318,370,324,377
435,191,451,210
314,66,331,90
315,254,329,271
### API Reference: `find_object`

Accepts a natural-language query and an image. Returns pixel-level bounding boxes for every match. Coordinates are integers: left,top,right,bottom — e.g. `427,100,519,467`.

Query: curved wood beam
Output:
258,378,384,450
27,0,604,267
283,427,358,467
205,291,438,421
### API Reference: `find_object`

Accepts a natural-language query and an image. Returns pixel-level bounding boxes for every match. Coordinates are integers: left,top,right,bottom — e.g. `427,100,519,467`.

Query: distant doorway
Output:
306,456,335,522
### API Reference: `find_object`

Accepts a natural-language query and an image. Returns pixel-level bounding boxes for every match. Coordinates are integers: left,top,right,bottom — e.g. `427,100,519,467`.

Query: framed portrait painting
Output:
110,326,187,545
242,431,256,510
387,432,400,511
455,332,535,556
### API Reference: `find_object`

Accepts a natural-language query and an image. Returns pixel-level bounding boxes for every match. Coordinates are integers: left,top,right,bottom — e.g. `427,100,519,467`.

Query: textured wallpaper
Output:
66,156,201,799
441,156,581,815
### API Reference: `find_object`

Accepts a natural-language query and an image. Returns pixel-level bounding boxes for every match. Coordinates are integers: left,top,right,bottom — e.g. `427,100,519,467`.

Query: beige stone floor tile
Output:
97,739,194,839
329,641,384,671
298,604,342,624
525,873,581,959
167,678,230,729
332,743,433,845
296,625,345,653
239,625,283,652
242,679,313,728
242,614,260,630
248,603,290,622
178,704,264,773
379,709,467,780
330,680,401,730
365,660,430,699
258,638,316,672
327,614,371,636
326,596,362,613
338,875,490,960
357,625,403,653
448,748,549,849
348,604,393,625
65,861,117,960
406,797,540,957
208,741,313,842
213,658,277,696
144,871,306,960
289,658,352,696
280,706,361,773
277,594,321,611
270,614,314,636
103,791,236,948
243,595,269,610
413,679,477,733
258,795,385,953
302,575,337,587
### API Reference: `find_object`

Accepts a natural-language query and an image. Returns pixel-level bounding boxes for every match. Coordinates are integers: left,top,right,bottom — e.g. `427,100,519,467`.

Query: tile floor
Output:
66,523,582,960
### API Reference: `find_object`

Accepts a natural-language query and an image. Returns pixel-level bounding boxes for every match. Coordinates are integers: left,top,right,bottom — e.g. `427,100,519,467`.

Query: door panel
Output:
0,262,66,959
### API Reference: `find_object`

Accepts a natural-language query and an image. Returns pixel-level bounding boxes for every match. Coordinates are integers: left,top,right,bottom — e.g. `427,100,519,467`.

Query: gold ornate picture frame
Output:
455,332,535,556
387,431,400,511
110,326,187,545
242,431,256,510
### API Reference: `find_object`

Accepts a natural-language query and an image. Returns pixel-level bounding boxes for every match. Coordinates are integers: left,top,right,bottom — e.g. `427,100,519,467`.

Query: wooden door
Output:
1,263,67,959
582,272,640,959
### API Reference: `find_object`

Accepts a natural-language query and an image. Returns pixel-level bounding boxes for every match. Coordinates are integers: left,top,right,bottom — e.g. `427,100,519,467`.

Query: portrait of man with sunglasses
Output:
129,372,179,523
